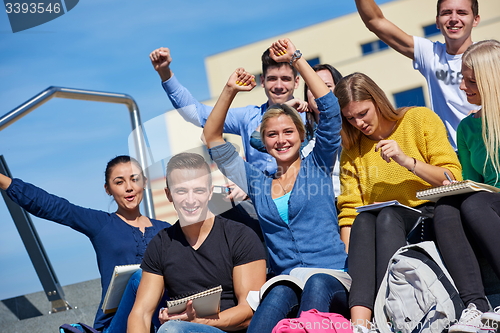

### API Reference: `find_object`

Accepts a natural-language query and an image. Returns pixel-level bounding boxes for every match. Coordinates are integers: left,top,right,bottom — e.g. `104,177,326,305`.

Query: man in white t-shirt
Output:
355,0,480,149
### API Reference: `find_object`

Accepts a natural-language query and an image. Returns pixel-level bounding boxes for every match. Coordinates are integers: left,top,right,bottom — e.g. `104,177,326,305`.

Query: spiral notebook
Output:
416,180,500,202
167,285,222,317
102,264,141,314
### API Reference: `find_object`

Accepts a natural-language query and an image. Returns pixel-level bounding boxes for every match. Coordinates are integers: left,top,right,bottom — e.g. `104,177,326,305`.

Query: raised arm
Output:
150,47,173,82
127,271,165,333
0,173,12,191
355,0,415,59
0,175,107,236
150,48,246,134
269,39,330,99
202,69,256,149
270,39,342,170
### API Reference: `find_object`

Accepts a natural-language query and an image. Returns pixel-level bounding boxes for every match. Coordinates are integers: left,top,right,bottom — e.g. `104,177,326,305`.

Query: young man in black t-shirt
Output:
127,153,266,333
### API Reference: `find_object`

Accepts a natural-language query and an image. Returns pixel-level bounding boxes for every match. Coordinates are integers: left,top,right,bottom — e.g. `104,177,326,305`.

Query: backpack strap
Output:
374,263,392,333
59,324,84,333
76,323,99,333
59,323,99,333
373,241,464,333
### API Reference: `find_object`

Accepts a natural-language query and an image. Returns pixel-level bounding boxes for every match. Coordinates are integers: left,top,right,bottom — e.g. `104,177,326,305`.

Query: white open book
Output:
167,285,222,317
416,180,500,202
246,268,351,311
102,264,141,314
355,200,421,213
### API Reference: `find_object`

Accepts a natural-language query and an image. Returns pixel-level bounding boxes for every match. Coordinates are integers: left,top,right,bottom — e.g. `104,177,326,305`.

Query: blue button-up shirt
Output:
162,75,305,174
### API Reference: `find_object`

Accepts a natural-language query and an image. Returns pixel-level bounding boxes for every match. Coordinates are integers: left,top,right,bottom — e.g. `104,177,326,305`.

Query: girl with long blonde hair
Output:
433,40,500,333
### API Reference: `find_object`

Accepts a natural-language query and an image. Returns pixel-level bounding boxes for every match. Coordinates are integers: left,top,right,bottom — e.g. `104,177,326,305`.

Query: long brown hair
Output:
333,72,405,150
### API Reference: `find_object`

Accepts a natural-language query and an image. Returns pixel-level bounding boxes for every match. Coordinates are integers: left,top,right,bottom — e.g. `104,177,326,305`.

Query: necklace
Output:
276,177,288,195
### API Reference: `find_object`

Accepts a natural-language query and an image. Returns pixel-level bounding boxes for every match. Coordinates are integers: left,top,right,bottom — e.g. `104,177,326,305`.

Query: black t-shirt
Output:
141,215,266,312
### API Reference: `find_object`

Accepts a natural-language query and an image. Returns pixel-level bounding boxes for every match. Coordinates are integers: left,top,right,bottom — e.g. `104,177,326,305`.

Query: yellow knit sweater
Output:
338,107,462,227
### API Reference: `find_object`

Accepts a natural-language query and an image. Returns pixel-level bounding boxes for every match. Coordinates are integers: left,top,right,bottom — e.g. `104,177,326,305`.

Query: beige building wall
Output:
152,0,500,222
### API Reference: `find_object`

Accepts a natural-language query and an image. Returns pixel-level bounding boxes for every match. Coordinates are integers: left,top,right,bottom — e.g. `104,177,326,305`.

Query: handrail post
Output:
0,155,72,313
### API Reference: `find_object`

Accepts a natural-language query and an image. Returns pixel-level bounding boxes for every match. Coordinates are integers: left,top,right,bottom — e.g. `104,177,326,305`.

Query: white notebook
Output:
167,285,222,317
101,264,140,314
246,268,351,311
416,180,500,202
355,200,421,213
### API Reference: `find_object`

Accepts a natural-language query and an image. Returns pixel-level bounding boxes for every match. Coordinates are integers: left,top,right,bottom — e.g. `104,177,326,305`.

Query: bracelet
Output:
289,50,302,66
408,157,417,174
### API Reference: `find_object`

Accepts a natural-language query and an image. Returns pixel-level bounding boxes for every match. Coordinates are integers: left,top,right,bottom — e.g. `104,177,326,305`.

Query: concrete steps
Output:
0,279,100,333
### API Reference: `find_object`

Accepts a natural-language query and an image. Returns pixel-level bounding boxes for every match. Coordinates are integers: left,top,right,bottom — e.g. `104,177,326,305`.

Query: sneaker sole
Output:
449,325,484,333
450,324,497,333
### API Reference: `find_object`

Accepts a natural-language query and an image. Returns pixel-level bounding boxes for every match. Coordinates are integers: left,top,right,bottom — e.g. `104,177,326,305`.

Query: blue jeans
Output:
247,273,349,333
103,269,167,333
157,320,225,333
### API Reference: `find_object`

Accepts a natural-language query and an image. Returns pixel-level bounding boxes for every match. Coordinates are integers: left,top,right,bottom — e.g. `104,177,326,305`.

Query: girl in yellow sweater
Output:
333,72,462,331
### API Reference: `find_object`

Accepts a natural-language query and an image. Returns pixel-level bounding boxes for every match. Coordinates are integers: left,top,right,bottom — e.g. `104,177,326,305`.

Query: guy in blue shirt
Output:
150,47,306,175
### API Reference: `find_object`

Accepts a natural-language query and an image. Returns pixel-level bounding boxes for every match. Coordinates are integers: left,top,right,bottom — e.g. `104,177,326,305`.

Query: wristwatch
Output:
289,50,302,66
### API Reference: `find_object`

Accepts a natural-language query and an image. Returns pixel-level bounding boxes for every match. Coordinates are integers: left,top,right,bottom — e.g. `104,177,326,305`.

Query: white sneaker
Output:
449,303,496,333
353,324,371,333
353,324,379,333
481,306,500,329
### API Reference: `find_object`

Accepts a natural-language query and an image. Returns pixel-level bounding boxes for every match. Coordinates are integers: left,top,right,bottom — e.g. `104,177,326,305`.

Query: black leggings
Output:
348,203,434,310
434,192,500,312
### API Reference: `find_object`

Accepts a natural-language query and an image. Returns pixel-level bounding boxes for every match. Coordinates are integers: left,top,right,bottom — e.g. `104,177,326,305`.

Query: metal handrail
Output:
0,86,155,218
0,155,71,313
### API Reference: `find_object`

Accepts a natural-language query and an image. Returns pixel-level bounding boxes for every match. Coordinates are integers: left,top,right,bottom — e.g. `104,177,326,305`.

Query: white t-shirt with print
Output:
413,36,476,149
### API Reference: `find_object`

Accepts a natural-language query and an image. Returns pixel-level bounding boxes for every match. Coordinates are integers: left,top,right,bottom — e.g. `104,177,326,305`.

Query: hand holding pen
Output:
443,172,456,185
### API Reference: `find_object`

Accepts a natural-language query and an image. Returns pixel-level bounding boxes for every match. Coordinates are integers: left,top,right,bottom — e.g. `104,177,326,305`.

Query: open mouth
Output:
183,207,199,214
276,146,291,153
125,195,135,202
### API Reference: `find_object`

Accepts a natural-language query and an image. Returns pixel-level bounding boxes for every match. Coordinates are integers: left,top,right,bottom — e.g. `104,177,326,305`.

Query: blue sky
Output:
0,0,393,300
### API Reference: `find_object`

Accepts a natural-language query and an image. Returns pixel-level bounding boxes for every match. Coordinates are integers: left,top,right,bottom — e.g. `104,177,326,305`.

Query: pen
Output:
444,172,453,183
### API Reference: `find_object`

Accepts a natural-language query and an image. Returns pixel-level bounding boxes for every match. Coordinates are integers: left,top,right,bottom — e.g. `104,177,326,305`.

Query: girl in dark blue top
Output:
0,155,169,332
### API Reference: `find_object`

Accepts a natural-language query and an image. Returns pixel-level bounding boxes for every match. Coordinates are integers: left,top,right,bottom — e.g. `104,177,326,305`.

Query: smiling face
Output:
166,168,212,227
262,114,302,164
436,0,479,46
105,162,145,213
341,100,383,138
307,69,336,115
460,63,481,105
261,65,299,105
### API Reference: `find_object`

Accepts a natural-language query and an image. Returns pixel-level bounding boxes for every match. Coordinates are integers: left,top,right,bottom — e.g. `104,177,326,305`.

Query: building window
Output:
423,23,440,37
307,57,320,67
361,40,389,55
393,87,426,108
